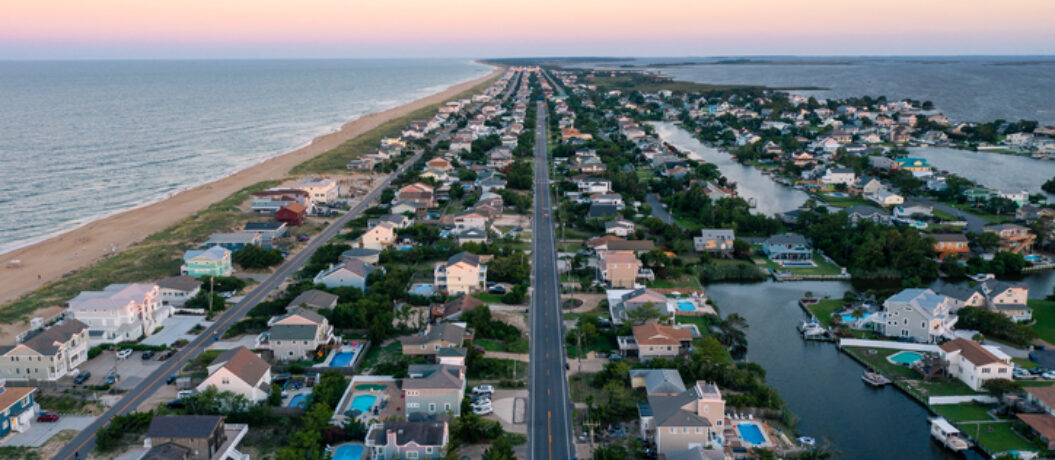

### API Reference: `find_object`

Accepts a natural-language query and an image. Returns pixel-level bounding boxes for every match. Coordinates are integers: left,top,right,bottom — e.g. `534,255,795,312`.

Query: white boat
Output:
797,436,816,447
929,417,970,452
800,322,827,337
862,372,892,387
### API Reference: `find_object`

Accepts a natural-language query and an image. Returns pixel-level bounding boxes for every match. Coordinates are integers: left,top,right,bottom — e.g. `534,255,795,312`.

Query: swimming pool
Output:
332,444,364,460
840,312,874,323
888,350,923,365
330,351,357,367
1026,254,1043,262
677,301,695,312
288,393,311,408
351,394,378,413
738,423,766,445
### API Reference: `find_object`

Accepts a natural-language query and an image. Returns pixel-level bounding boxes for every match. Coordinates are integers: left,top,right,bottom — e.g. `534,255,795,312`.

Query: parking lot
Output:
0,415,95,447
76,350,169,390
140,314,210,346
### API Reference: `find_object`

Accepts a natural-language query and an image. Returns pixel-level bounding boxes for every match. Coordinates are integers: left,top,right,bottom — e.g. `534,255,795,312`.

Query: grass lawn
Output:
473,292,505,304
843,347,922,379
966,422,1037,453
359,341,402,370
1029,299,1055,344
757,252,844,276
1014,358,1039,369
819,195,872,208
932,403,998,422
647,275,700,290
913,378,982,397
806,299,845,327
676,316,716,336
567,333,617,359
636,169,656,180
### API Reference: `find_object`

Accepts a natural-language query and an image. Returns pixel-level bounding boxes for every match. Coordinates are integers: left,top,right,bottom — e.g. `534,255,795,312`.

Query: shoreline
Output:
0,63,501,311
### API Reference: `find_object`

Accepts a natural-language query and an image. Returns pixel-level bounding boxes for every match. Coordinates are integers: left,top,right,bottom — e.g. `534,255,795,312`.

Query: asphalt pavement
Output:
529,97,574,460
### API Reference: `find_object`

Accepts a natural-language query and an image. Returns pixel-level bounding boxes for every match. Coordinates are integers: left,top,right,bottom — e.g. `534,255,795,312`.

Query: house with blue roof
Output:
877,288,957,343
181,246,233,278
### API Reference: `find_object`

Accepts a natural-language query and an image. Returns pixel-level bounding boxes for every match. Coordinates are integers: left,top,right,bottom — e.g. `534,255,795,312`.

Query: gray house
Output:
403,364,466,417
366,421,449,460
762,234,811,262
692,229,735,256
287,289,338,310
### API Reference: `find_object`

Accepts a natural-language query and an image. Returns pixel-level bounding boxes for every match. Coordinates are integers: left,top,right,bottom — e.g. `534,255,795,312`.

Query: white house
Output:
157,276,202,307
197,346,272,402
604,220,636,237
820,168,856,187
939,338,1013,391
68,284,170,345
313,260,378,291
297,177,339,205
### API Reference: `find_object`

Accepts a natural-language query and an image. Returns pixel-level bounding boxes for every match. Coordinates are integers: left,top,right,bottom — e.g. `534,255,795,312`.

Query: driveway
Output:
140,315,211,346
77,351,167,390
491,389,528,435
1,416,95,447
912,196,987,233
646,193,675,224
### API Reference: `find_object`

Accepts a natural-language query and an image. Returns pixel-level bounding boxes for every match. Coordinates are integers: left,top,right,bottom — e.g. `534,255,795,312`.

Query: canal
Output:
912,146,1055,200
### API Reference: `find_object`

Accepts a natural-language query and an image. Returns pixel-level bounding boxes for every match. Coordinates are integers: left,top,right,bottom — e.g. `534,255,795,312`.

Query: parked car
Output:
488,285,507,295
486,281,497,288
1042,371,1055,380
472,403,493,415
177,390,196,399
472,385,495,395
1030,367,1050,375
104,373,119,385
1014,368,1038,380
166,399,186,409
73,372,91,385
116,349,133,360
297,234,310,242
141,350,156,360
157,350,175,361
37,411,60,422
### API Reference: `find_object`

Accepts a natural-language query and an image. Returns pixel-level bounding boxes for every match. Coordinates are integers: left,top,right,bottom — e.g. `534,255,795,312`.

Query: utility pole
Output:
208,276,214,313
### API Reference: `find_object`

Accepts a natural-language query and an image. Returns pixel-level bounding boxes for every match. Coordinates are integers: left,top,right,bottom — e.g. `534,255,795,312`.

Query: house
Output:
877,289,956,343
453,211,488,231
1020,387,1055,449
1017,204,1055,222
313,260,378,291
591,193,625,208
426,157,452,172
420,168,449,183
939,338,1013,391
931,233,969,260
0,320,89,381
637,379,725,456
586,235,656,257
477,178,507,193
629,369,686,396
692,229,735,256
868,189,905,207
868,156,897,170
144,415,248,460
585,203,618,219
340,248,381,265
894,157,933,176
820,168,856,187
0,384,38,437
455,228,488,245
577,178,612,194
243,221,288,248
601,250,643,289
404,364,466,416
287,289,339,311
894,202,934,222
261,309,335,362
845,205,891,226
158,276,203,307
69,284,168,345
196,346,272,402
607,288,675,325
202,232,262,252
978,279,1032,322
365,421,449,460
434,252,487,296
357,222,398,251
853,176,885,197
619,322,694,360
398,182,436,209
250,188,310,214
761,234,811,263
275,203,307,226
430,295,483,321
181,246,234,278
297,177,339,205
401,323,470,357
605,219,636,237
984,223,1036,254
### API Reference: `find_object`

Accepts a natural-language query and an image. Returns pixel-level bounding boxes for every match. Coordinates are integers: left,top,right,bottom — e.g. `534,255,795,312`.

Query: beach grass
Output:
291,71,503,175
144,180,282,245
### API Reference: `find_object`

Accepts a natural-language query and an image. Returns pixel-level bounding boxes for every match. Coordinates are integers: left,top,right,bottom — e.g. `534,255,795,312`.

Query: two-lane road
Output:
53,148,426,460
529,98,574,460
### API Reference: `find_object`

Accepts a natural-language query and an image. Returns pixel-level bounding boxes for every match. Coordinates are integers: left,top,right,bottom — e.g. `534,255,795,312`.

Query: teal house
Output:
0,385,38,438
181,246,233,278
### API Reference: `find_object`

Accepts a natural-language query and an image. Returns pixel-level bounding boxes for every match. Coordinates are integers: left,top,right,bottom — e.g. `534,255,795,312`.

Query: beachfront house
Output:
433,252,487,296
0,320,89,381
243,221,288,248
365,420,449,460
69,284,169,345
250,188,310,214
0,384,38,437
877,288,957,343
275,203,307,226
157,275,202,307
761,234,811,263
939,338,1013,391
894,157,933,176
181,246,233,278
693,229,735,257
404,364,466,417
297,177,339,205
202,232,262,252
196,346,272,403
259,308,335,362
313,259,378,291
820,168,856,187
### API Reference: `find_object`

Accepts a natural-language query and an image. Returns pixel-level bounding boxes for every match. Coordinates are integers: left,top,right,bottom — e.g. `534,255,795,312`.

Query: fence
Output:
929,395,998,405
838,338,941,353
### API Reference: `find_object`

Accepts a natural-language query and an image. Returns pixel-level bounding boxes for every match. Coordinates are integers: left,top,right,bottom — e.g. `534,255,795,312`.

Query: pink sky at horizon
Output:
2,0,1054,59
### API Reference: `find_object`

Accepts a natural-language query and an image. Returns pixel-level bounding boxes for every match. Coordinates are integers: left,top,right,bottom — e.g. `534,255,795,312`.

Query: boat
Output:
862,372,892,387
929,417,970,452
797,319,820,332
800,322,827,338
797,436,816,447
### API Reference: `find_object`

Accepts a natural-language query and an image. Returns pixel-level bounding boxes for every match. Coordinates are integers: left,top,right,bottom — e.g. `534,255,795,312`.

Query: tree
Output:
268,383,282,406
982,378,1022,399
972,232,1001,251
625,302,664,324
233,244,284,269
482,435,515,460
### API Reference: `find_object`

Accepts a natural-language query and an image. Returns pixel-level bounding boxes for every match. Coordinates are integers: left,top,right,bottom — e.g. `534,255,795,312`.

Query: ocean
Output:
0,59,491,253
583,56,1055,125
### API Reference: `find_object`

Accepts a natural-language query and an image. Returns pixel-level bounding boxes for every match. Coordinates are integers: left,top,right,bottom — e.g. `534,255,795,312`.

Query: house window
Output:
669,428,676,434
921,322,925,329
222,377,230,384
408,452,419,459
982,368,991,374
445,403,451,411
429,403,436,412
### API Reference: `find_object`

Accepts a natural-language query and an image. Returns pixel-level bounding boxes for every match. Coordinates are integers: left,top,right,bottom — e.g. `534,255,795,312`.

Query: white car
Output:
1042,371,1055,380
472,403,493,415
471,398,491,409
472,385,495,395
117,349,134,360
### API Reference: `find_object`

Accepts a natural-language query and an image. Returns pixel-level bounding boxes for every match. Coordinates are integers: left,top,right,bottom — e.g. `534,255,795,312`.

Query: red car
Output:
37,411,60,422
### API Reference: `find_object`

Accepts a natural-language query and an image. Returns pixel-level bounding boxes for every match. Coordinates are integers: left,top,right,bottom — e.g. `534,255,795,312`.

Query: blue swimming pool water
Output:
288,393,310,408
677,301,695,312
840,312,874,323
333,444,364,460
889,351,923,365
1026,254,1043,261
781,261,814,267
351,394,377,413
738,423,765,445
330,351,356,367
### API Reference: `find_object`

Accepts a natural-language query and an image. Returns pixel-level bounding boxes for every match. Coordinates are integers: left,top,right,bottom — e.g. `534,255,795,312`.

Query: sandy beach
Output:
0,65,501,315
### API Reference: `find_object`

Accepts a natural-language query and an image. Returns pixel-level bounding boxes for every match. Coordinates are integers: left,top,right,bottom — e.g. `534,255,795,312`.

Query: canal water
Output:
706,281,976,460
912,146,1055,200
650,121,809,215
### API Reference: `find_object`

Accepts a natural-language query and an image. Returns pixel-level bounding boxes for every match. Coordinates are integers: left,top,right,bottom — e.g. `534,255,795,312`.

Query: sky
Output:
2,0,1054,59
